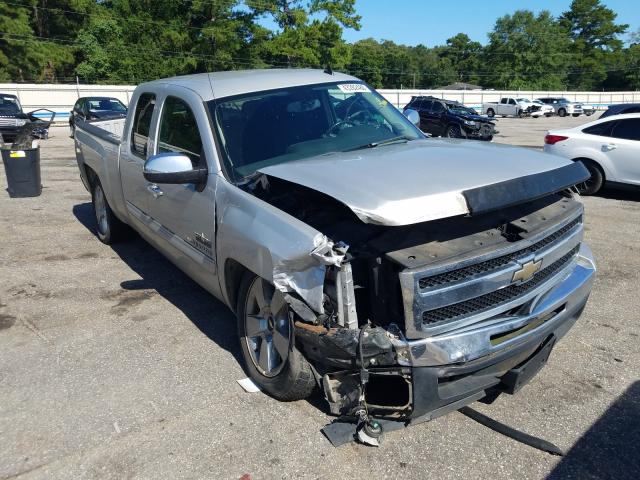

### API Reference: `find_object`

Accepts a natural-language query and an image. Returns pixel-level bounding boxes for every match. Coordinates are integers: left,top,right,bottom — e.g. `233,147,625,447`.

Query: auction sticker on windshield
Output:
337,83,371,93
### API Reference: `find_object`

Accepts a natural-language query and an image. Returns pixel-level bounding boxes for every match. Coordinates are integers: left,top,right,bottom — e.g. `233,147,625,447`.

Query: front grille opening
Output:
419,215,582,289
490,304,565,346
365,372,412,410
422,246,579,328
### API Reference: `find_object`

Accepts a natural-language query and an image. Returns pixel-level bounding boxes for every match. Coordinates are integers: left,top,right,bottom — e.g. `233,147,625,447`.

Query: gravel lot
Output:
1,117,639,480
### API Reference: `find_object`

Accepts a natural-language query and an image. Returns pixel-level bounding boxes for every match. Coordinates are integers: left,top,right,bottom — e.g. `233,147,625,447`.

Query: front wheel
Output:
237,273,315,401
91,178,128,244
445,125,464,138
558,108,567,117
572,113,580,117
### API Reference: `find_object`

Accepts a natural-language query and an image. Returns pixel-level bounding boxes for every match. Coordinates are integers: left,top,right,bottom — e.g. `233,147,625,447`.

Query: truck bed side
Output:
74,117,129,223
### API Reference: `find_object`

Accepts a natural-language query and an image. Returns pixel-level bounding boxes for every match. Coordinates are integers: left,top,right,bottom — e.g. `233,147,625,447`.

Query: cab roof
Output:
139,69,359,101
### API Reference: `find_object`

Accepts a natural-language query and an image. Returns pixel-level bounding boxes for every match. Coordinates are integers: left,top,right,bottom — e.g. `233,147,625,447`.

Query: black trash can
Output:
1,147,42,198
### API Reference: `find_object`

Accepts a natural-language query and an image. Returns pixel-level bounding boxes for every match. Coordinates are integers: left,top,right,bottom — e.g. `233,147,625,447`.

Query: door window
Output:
611,119,640,141
582,121,616,137
431,102,445,114
131,93,156,158
508,99,516,105
158,96,203,166
422,100,433,112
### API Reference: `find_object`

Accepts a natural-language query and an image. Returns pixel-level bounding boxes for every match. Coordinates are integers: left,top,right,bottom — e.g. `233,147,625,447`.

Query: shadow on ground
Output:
597,185,640,202
72,202,328,411
547,381,640,480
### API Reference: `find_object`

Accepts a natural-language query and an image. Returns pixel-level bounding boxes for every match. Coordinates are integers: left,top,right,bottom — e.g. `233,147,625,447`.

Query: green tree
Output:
439,34,483,85
484,10,572,90
559,0,629,89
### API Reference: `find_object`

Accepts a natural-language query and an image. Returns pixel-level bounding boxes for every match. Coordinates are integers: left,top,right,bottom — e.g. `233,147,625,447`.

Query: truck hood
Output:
258,139,586,226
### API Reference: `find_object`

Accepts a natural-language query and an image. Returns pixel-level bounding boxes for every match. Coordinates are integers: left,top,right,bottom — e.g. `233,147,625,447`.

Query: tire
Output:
486,109,495,118
69,123,75,138
575,159,604,195
237,273,315,401
518,109,525,118
558,108,567,117
545,113,553,118
445,124,464,138
483,135,493,142
572,113,580,117
91,177,128,244
586,112,594,116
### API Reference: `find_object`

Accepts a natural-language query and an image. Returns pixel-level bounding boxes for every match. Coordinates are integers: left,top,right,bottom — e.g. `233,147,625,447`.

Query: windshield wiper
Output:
342,135,413,152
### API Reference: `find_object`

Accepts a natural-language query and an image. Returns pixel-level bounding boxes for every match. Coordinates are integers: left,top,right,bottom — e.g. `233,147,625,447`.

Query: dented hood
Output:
258,139,586,226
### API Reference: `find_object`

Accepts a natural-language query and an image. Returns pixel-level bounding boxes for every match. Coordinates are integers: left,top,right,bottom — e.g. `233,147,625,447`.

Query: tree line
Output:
0,0,638,91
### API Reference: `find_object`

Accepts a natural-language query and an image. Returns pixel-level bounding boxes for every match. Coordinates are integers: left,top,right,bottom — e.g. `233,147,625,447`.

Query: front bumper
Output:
400,244,595,419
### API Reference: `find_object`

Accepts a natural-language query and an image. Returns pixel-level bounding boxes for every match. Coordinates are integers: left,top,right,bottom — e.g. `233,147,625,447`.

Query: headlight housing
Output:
463,120,476,126
15,119,27,126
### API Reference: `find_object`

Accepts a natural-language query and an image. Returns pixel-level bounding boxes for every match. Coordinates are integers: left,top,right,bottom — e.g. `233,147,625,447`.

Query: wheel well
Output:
224,258,251,314
573,157,605,181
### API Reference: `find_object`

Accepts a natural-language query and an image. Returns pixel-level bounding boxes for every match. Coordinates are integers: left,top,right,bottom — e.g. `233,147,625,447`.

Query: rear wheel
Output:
558,108,567,117
91,177,128,244
572,113,580,117
486,109,495,117
575,159,604,195
237,273,315,401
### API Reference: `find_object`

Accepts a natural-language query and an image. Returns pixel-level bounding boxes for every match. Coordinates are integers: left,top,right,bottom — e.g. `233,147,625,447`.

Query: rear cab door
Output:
120,89,161,232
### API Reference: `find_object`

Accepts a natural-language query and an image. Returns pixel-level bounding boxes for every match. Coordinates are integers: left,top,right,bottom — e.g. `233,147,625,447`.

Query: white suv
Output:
544,113,640,194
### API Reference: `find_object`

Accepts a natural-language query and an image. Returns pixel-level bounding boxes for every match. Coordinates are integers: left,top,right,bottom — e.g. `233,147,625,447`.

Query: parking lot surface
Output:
1,118,639,480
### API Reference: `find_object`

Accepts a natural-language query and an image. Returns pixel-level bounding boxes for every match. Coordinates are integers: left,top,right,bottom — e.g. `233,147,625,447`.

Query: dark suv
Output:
403,96,496,141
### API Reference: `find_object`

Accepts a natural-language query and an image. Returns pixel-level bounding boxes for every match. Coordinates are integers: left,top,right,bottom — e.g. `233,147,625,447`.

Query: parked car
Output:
581,103,596,116
544,113,640,195
537,97,583,117
482,97,523,117
73,69,595,438
599,103,640,119
516,98,554,117
69,97,127,136
0,93,55,143
403,96,496,140
0,94,27,142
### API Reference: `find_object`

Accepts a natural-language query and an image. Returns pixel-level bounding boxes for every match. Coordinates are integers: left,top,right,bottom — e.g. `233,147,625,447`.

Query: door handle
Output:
147,184,163,198
602,143,618,151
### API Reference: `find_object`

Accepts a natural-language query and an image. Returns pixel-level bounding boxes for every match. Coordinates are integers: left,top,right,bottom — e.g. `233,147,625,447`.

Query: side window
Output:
582,121,615,137
422,100,433,112
611,119,640,141
130,93,156,158
158,96,203,166
508,98,516,105
431,101,445,114
411,99,423,110
73,100,81,113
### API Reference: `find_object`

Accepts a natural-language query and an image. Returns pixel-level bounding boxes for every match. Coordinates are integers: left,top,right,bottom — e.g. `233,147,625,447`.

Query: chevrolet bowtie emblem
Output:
512,259,542,283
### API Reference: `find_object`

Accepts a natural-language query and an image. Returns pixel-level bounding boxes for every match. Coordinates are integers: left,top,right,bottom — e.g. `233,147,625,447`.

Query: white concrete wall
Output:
0,83,135,122
2,83,639,122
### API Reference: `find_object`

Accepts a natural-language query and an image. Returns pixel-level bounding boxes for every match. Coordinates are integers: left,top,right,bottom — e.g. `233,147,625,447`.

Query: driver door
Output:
144,91,217,279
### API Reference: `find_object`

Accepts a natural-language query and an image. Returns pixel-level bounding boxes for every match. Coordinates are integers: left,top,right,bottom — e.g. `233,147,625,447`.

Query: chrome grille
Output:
422,246,579,327
398,206,584,338
419,216,582,289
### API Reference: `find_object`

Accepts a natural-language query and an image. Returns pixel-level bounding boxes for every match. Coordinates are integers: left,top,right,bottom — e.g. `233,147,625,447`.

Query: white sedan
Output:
516,98,554,117
544,112,640,195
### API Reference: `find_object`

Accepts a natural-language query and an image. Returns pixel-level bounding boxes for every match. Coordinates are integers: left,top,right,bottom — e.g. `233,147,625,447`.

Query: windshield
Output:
447,104,478,115
0,95,22,114
209,82,423,180
516,98,531,103
87,98,127,112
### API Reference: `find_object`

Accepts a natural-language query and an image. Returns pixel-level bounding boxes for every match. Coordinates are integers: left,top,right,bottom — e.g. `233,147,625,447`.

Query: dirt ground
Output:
0,119,639,480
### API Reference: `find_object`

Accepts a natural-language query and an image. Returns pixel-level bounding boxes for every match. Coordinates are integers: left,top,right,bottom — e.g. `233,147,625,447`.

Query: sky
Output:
341,0,640,47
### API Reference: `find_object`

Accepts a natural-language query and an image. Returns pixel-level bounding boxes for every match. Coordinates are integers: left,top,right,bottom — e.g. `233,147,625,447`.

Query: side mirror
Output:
143,152,207,185
403,109,420,126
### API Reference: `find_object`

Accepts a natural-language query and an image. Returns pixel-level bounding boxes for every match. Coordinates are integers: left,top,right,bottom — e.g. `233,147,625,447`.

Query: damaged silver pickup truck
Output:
74,69,595,439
